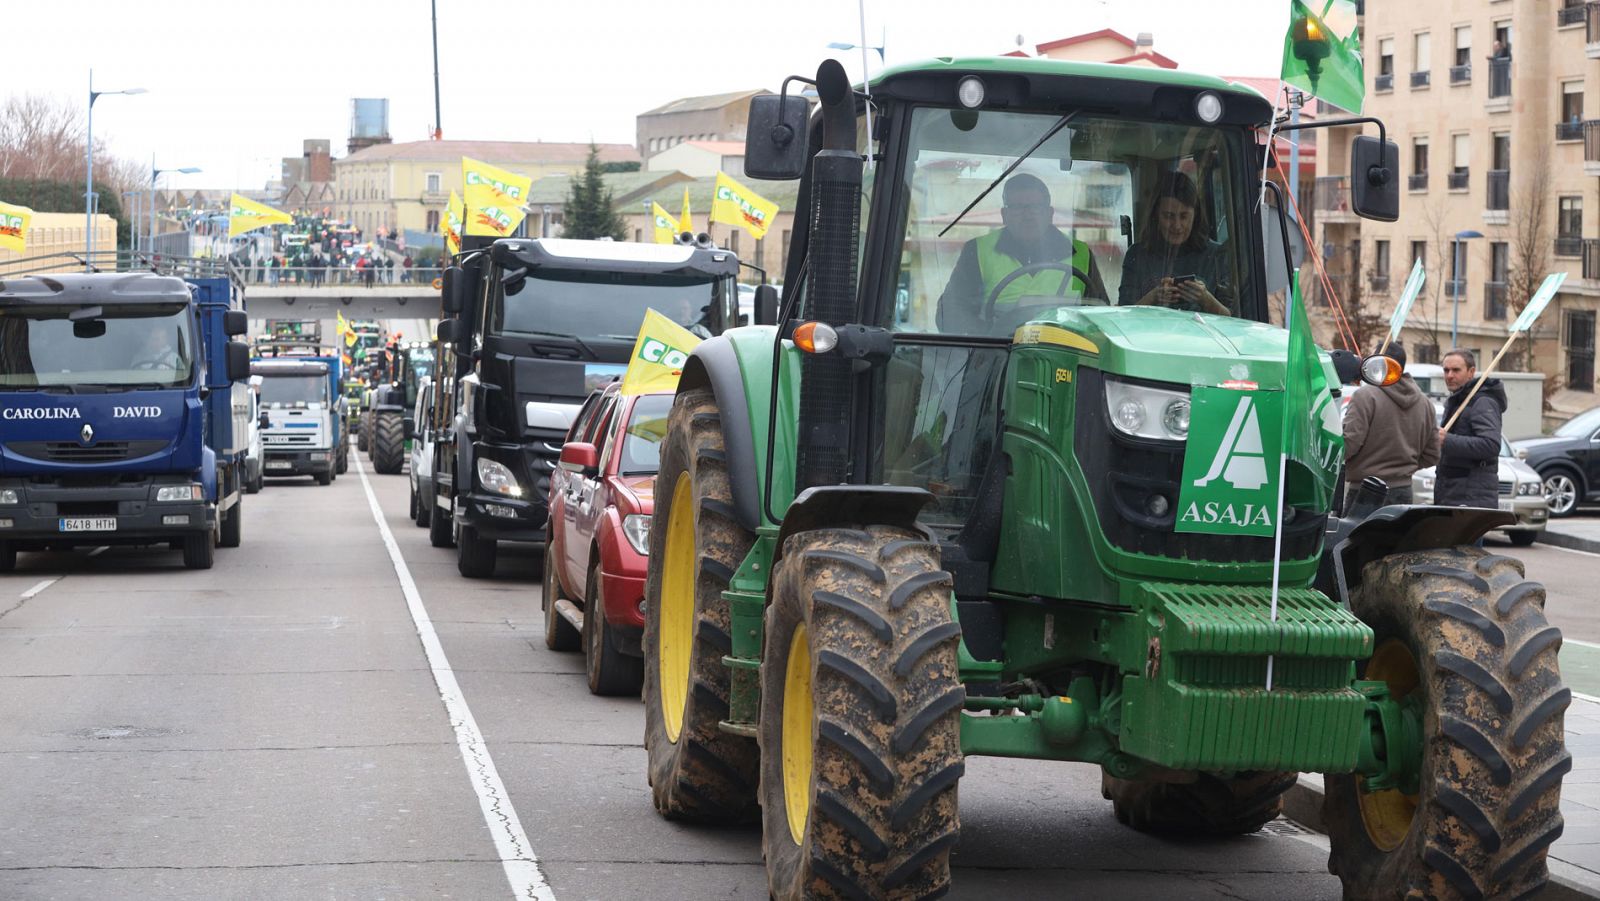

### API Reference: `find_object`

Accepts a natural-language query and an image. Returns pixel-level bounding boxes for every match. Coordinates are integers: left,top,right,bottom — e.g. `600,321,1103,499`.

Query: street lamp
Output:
1451,229,1484,349
542,204,552,239
150,163,201,255
85,70,147,266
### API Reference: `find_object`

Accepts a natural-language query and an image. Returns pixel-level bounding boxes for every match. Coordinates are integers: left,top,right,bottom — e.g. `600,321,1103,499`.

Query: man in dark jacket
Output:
1436,349,1505,508
1343,343,1439,506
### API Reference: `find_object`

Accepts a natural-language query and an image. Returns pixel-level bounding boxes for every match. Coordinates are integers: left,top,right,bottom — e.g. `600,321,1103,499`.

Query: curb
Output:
1283,777,1600,899
1538,527,1600,554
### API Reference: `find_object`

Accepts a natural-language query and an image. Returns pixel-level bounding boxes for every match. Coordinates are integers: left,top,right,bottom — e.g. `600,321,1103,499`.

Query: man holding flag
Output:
1435,350,1504,509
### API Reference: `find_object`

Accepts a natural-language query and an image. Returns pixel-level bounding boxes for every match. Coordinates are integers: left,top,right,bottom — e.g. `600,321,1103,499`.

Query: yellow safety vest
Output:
975,232,1091,307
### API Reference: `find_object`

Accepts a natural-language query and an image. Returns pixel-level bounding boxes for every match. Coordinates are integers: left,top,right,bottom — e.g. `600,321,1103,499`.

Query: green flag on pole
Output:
1282,269,1343,513
1281,0,1365,114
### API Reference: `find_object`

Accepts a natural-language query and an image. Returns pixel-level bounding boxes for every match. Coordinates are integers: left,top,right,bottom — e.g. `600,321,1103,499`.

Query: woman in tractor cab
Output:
1119,171,1234,316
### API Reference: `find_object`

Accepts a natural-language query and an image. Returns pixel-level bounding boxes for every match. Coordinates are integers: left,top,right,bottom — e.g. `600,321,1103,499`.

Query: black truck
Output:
428,236,747,577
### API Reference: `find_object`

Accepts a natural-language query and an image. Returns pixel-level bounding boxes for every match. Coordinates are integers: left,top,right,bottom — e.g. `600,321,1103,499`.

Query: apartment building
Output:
1313,0,1600,417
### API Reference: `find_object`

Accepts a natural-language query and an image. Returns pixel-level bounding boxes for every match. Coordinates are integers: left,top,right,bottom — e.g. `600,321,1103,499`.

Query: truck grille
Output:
9,440,168,463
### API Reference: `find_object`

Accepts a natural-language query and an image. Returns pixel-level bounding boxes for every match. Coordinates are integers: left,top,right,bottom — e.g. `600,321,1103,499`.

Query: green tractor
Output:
640,58,1568,899
366,340,435,475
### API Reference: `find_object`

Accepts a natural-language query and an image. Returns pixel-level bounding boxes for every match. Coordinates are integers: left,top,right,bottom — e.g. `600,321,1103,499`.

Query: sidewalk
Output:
1283,692,1600,899
1541,517,1600,554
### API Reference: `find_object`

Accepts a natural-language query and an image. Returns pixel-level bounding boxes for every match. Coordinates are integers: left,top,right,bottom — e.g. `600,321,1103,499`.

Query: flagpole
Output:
1265,450,1290,692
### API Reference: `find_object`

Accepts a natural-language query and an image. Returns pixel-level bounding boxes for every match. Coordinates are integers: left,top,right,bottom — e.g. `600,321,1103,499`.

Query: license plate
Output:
1499,500,1514,511
59,517,117,532
266,461,292,470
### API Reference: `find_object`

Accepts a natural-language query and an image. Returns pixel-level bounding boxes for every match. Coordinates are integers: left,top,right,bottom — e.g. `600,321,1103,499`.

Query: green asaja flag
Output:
1281,0,1365,115
1283,269,1343,512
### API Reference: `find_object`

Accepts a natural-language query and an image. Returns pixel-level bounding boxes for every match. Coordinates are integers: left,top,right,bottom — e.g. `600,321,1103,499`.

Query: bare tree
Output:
1505,144,1553,372
0,93,139,194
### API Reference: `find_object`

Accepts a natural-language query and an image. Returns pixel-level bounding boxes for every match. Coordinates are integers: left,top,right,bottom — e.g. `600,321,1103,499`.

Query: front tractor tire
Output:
642,387,759,823
372,411,406,475
1324,547,1569,901
760,526,964,901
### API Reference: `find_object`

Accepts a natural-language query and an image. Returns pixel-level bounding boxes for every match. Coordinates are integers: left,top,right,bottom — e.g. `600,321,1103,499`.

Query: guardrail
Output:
238,266,443,287
1488,58,1512,99
1561,2,1587,26
1487,170,1510,210
1585,239,1600,280
1448,171,1470,191
1558,121,1585,142
1409,172,1429,191
1410,71,1431,89
1556,236,1586,258
1450,64,1472,85
1375,73,1394,92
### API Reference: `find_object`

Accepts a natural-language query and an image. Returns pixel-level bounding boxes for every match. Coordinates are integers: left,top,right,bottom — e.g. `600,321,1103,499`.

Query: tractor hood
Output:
0,389,201,474
1016,307,1335,389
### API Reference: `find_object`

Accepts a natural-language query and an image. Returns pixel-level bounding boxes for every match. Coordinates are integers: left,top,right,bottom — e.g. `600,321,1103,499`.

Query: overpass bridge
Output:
242,283,442,320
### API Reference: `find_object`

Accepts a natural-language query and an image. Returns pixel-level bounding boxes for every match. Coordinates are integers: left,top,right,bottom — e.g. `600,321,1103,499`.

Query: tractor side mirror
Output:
1350,136,1400,222
223,310,249,336
225,341,250,383
754,284,779,326
442,266,466,314
744,93,810,180
558,442,598,476
436,318,460,343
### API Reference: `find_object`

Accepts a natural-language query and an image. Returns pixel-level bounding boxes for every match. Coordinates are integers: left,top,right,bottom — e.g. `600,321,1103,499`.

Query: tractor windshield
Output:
884,107,1255,337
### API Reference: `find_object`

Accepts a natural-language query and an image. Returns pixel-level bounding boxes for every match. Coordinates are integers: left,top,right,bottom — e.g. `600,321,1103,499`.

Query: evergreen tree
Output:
561,144,626,241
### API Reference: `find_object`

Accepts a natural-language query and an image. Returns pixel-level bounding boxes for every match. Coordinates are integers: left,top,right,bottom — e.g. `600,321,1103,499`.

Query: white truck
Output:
252,359,340,486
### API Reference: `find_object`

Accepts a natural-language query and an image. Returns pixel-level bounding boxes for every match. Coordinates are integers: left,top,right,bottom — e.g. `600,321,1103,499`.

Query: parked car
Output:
1514,405,1600,518
1413,435,1549,545
543,383,673,695
408,377,435,528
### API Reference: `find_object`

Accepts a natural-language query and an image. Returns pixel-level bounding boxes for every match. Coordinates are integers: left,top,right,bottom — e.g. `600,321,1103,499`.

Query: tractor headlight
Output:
475,458,522,498
1104,377,1192,441
623,514,652,556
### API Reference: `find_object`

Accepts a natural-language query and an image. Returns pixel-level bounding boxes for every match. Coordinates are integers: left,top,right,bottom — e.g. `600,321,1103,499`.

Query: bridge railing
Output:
239,266,443,288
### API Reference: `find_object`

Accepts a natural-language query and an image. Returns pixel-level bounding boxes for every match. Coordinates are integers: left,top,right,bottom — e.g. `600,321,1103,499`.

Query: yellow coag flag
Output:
462,157,532,237
620,309,703,395
710,172,779,241
442,190,465,255
679,186,694,237
228,193,293,238
0,199,34,253
336,311,351,338
651,202,679,244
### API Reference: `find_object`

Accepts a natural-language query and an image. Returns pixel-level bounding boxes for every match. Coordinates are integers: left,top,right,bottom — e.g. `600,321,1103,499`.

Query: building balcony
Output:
1557,236,1586,258
1485,282,1508,321
1484,169,1511,225
1487,59,1512,111
1446,279,1467,300
1448,170,1471,191
1561,2,1587,27
1314,175,1360,223
1586,239,1600,281
1587,121,1600,175
1375,73,1394,92
1558,121,1585,142
1369,273,1392,294
1411,70,1431,89
1449,64,1472,85
1409,172,1429,192
1590,1,1600,56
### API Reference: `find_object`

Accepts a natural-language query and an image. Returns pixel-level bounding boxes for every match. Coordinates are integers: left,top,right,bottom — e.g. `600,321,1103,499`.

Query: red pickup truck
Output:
542,383,672,695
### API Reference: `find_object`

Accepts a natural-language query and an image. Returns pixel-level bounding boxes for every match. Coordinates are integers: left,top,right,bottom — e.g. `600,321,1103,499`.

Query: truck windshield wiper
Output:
938,110,1080,238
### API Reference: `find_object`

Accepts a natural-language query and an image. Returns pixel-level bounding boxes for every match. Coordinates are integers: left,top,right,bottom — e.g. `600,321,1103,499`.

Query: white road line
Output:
352,454,553,900
1575,691,1600,705
19,579,58,600
1566,638,1600,651
1545,543,1600,559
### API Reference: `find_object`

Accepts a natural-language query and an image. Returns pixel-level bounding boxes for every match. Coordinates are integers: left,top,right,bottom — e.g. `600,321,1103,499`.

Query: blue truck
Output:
0,255,254,571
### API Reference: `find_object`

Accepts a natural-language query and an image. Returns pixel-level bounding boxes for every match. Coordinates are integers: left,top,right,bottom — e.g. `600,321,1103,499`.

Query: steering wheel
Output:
981,262,1097,332
130,357,174,371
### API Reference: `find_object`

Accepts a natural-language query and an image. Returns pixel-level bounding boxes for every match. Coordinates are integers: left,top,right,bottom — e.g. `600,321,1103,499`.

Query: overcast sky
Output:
9,0,1289,192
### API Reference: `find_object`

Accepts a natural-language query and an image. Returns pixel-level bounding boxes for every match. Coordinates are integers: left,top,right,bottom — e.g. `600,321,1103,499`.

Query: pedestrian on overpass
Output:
1436,348,1505,509
1341,342,1438,507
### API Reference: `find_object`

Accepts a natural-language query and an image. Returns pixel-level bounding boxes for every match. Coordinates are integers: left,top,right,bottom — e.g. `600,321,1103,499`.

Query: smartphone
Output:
1170,274,1198,285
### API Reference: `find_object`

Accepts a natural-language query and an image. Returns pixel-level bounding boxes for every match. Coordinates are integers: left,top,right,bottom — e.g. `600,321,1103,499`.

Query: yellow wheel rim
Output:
658,473,696,743
782,624,814,845
1358,638,1422,852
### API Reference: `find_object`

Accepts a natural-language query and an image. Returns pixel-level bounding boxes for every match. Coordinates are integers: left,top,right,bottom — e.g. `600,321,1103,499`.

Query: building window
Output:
1567,310,1596,392
1561,82,1585,136
426,210,440,232
1379,38,1394,76
634,228,643,243
1454,26,1471,67
426,172,441,193
1412,31,1431,87
1374,240,1391,278
1487,242,1509,320
782,229,792,267
729,230,740,256
1558,197,1584,256
1410,137,1429,190
1411,240,1427,271
1449,133,1470,189
1415,343,1440,365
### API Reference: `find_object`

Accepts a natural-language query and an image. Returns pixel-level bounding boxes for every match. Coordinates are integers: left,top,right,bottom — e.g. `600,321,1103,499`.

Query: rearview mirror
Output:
441,266,465,314
225,341,250,383
744,93,810,180
1350,136,1399,222
754,284,780,326
223,310,249,336
436,318,460,343
559,442,599,475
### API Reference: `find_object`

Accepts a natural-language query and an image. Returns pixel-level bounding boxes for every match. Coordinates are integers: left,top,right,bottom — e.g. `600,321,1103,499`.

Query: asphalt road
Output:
6,460,1595,900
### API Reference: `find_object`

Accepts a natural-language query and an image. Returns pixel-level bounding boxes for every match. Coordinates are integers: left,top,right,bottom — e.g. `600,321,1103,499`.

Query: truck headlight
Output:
155,484,203,502
0,489,18,505
622,514,652,556
1104,377,1192,441
476,458,522,498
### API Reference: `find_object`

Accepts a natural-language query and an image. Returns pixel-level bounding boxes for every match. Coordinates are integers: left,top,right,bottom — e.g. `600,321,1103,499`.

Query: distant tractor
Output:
366,341,434,475
639,58,1569,900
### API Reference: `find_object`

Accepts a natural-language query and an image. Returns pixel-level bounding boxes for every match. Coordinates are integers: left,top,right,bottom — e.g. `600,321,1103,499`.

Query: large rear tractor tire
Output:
372,411,406,475
642,387,759,823
1102,770,1295,835
1324,547,1569,901
542,544,581,651
585,559,643,696
760,526,963,901
219,498,242,549
356,413,370,452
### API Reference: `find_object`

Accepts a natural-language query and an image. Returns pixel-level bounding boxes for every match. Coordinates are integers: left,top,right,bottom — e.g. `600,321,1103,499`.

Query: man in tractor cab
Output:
938,173,1110,335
